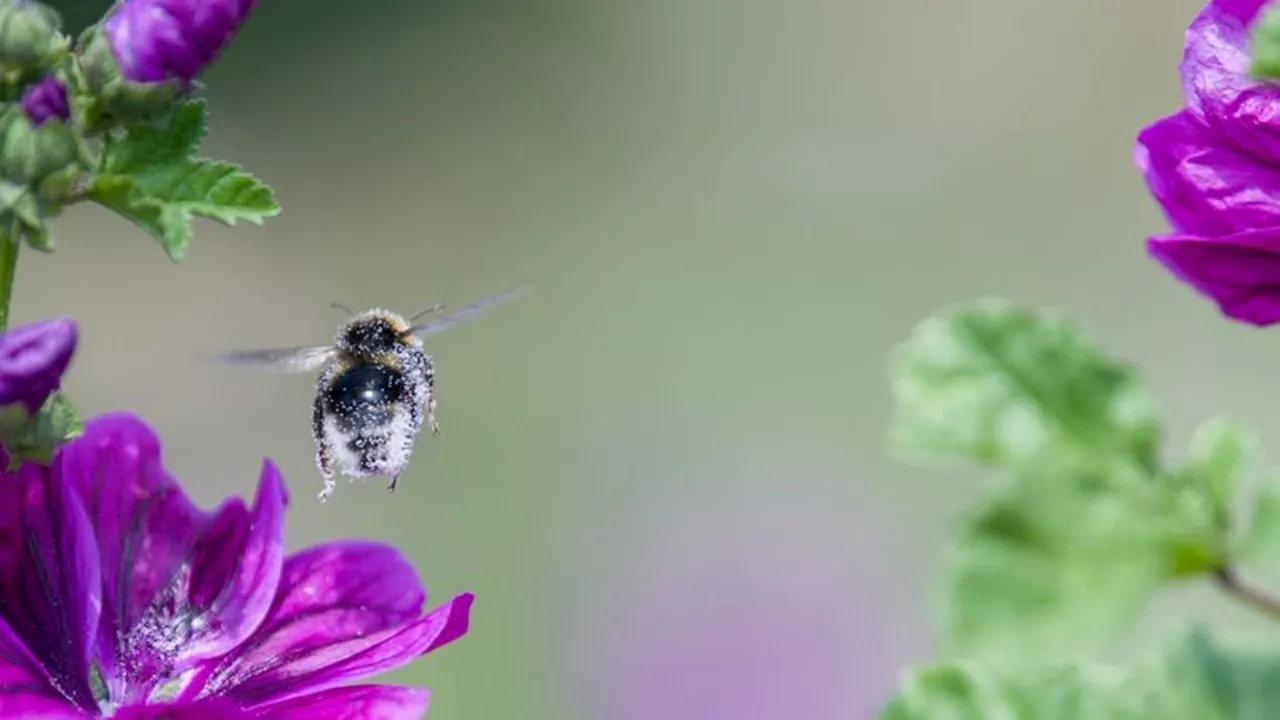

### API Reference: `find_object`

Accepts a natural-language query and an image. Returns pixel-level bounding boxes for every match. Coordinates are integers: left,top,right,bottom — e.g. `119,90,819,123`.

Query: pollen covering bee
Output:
219,286,530,502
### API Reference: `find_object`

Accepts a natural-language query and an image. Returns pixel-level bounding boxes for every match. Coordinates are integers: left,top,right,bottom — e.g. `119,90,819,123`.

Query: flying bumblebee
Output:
219,286,530,502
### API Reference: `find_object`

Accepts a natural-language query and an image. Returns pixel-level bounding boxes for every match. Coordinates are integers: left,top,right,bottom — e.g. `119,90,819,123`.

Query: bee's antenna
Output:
331,302,356,316
408,302,446,323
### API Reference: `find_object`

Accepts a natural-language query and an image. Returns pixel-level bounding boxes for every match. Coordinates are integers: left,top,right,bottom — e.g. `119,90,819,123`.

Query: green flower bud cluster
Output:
0,0,85,253
0,0,65,89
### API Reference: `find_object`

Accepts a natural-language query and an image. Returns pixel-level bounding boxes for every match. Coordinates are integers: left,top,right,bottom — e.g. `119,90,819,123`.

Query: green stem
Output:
1213,566,1280,621
0,233,18,333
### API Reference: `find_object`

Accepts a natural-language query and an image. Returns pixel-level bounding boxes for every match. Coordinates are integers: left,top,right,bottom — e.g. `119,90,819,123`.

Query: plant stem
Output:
0,233,19,333
1214,566,1280,620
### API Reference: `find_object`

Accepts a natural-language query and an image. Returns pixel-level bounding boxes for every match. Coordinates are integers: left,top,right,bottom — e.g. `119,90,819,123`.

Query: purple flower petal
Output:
56,415,286,703
1149,226,1280,324
249,685,429,720
181,460,287,665
104,0,257,84
0,457,101,711
1181,0,1280,163
114,462,284,696
116,700,250,719
21,77,70,127
1214,0,1270,25
210,593,473,706
59,414,213,700
0,696,89,718
0,317,76,414
1136,109,1280,235
183,542,434,704
0,616,77,713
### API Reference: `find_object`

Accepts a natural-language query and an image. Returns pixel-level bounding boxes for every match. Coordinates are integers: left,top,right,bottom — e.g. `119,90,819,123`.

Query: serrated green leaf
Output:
99,99,208,175
89,161,277,262
890,298,1159,472
0,392,84,468
87,174,187,260
134,158,279,226
876,661,1147,720
939,470,1170,660
89,97,278,261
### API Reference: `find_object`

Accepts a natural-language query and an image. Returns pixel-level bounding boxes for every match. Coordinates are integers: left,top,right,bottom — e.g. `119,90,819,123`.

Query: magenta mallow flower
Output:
0,316,75,413
1133,0,1280,326
0,412,472,718
20,76,69,127
102,0,257,84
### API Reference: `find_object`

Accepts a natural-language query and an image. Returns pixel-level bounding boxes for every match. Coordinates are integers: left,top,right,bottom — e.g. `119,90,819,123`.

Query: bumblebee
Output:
219,286,529,502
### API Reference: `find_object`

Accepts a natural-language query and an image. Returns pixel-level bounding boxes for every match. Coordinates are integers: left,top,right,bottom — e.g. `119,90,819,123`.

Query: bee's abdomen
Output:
324,363,406,433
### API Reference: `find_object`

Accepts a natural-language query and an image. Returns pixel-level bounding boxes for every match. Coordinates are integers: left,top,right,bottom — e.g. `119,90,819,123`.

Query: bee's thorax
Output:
335,312,414,358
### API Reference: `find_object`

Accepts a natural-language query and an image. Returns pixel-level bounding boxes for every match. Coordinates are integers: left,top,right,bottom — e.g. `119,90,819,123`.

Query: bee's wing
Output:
217,345,338,374
407,285,532,340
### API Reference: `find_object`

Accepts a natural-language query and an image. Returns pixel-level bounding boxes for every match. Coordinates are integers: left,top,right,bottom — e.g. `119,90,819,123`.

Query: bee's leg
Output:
313,395,337,502
387,474,400,493
427,389,440,436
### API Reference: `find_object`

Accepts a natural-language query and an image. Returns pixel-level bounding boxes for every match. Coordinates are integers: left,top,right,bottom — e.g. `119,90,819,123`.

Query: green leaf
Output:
939,470,1169,660
1239,477,1280,560
1253,4,1280,81
98,99,208,175
0,391,84,468
1184,418,1260,523
1157,627,1280,719
89,98,279,262
876,661,1148,720
87,174,185,259
890,298,1159,472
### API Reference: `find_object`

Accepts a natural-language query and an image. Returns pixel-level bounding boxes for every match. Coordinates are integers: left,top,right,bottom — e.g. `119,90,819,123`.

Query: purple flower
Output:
20,76,69,127
102,0,257,84
0,316,76,413
1133,0,1280,325
0,412,473,718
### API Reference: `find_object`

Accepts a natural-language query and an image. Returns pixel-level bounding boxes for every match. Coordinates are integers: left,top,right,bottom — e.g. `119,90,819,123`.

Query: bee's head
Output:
336,311,412,357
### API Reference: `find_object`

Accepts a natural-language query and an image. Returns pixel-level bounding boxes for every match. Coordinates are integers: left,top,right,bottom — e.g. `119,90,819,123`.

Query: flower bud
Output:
0,0,64,79
74,26,179,129
0,316,75,414
0,103,80,186
19,74,65,126
74,0,255,127
105,0,256,84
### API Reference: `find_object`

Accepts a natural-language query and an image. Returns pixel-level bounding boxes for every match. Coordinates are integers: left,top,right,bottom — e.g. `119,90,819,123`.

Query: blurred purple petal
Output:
21,76,70,127
116,700,249,719
104,0,258,83
0,317,76,414
1149,227,1280,324
249,685,429,720
1214,0,1270,22
0,458,100,711
0,696,89,718
214,593,472,706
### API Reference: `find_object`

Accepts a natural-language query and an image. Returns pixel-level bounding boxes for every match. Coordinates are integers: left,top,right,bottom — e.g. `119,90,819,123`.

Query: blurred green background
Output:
19,0,1280,717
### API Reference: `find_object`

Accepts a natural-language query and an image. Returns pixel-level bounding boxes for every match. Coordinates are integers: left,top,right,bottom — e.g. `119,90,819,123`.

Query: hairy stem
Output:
1214,566,1280,620
0,233,19,333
